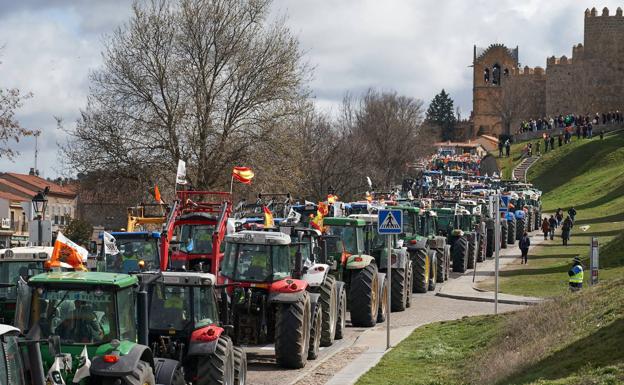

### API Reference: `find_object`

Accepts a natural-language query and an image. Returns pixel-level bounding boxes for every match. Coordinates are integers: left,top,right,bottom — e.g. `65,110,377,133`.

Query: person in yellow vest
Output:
568,256,584,292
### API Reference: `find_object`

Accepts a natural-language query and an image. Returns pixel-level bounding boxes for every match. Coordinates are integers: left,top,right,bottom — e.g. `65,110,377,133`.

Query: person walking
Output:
505,139,511,157
541,217,550,240
568,256,584,292
555,208,563,226
561,216,573,246
498,140,504,157
535,141,541,156
550,135,555,150
567,207,577,225
548,215,557,240
519,232,531,264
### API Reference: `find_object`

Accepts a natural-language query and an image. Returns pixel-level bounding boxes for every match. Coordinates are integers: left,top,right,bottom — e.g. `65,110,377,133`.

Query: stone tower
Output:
472,44,519,135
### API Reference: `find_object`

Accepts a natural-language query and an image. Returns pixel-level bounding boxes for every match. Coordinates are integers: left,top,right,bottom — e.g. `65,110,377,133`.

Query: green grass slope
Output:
480,131,624,297
357,278,624,385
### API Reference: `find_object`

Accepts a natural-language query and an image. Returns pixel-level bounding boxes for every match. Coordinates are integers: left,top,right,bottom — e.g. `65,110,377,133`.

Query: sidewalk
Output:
436,231,545,305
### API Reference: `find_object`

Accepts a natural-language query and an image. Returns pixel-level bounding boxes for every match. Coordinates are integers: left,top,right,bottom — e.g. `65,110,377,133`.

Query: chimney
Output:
28,168,35,176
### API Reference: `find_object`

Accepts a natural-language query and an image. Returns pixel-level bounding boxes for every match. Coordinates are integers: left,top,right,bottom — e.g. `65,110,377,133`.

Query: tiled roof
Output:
1,173,76,197
0,179,37,198
0,191,28,202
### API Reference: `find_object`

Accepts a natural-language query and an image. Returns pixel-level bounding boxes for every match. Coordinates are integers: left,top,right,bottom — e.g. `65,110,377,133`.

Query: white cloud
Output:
0,0,621,177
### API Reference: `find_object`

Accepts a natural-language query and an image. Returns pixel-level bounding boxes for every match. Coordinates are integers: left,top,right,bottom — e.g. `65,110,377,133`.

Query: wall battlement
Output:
585,7,623,17
511,66,545,76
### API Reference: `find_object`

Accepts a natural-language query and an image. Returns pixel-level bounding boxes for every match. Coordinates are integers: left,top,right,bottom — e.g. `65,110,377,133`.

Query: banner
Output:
103,232,119,255
48,232,88,271
176,160,187,185
72,346,91,384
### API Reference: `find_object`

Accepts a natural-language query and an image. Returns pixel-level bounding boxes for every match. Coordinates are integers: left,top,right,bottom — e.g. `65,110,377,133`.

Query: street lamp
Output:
31,190,48,246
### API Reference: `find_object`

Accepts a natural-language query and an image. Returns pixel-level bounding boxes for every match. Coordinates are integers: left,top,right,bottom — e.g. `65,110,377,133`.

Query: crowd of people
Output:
518,111,624,134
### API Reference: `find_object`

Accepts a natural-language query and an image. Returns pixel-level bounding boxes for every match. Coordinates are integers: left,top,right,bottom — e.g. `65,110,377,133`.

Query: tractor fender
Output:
90,344,154,377
406,238,428,252
515,210,525,219
187,325,225,356
345,254,374,269
268,278,309,303
302,263,330,287
154,357,183,385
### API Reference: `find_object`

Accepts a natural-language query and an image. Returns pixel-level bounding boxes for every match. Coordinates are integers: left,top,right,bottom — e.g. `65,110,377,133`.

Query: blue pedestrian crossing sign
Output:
378,209,403,234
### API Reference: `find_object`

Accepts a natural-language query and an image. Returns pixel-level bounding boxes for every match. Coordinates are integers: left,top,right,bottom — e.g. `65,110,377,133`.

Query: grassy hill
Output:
358,278,624,385
480,130,624,297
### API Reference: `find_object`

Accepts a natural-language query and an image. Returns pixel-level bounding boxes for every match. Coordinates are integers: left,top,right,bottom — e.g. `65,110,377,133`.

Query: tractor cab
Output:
0,247,51,324
321,217,367,267
98,231,160,273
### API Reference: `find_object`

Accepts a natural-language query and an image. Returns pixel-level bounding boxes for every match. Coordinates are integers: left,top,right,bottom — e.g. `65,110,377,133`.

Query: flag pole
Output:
229,175,234,195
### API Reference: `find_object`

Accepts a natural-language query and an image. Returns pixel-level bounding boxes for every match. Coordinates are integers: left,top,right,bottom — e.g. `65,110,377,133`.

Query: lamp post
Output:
31,191,48,246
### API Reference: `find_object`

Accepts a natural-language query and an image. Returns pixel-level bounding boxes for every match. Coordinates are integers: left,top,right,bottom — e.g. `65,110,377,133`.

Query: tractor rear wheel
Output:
376,274,388,323
501,220,508,249
452,236,468,273
233,347,247,385
349,264,379,327
405,260,413,308
319,275,337,347
199,335,235,385
308,302,322,360
486,228,494,259
412,248,429,293
435,247,446,281
507,218,516,245
334,284,347,339
516,217,526,240
102,360,155,385
275,292,311,368
390,268,407,312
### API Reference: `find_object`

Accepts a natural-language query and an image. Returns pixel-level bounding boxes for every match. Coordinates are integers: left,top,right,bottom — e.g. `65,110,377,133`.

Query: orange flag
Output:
232,167,254,184
263,205,274,228
154,185,163,204
327,194,338,204
47,232,88,271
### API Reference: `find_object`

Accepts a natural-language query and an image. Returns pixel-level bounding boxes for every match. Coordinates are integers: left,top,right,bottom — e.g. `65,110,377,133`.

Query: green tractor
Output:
0,247,51,324
15,271,186,385
433,206,478,273
320,217,389,327
350,214,412,312
0,324,49,385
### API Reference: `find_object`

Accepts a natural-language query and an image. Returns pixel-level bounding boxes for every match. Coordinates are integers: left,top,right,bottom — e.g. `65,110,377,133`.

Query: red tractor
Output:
160,191,232,278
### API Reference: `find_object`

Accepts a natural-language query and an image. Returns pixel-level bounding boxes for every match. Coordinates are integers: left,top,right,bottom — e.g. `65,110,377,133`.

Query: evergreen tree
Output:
426,89,457,141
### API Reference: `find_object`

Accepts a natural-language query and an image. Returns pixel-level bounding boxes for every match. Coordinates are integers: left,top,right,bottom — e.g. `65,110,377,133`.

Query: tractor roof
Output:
29,271,137,289
159,271,216,286
323,217,366,227
226,230,290,245
348,214,377,223
0,246,52,261
99,231,161,239
394,205,420,213
0,325,20,338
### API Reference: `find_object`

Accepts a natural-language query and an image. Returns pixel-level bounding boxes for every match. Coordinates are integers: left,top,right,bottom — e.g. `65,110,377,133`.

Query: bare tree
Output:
0,59,36,159
64,0,308,189
488,82,532,135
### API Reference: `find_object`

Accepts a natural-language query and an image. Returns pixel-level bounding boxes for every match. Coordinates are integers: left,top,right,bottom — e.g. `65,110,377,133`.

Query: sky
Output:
0,0,620,178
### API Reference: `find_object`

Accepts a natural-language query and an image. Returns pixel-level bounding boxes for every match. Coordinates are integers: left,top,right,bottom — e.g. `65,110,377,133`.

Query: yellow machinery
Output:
126,203,168,232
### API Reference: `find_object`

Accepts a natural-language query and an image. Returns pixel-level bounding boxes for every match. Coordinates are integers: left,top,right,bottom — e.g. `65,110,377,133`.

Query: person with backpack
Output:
541,217,550,240
548,215,557,240
519,232,531,264
562,216,573,246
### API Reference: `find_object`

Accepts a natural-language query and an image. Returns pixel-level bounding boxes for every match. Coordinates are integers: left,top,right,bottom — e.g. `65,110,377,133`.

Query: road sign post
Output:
492,194,501,314
378,209,402,351
590,237,599,286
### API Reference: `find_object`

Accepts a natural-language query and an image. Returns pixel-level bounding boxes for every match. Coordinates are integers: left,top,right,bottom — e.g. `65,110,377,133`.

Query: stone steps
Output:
512,156,539,182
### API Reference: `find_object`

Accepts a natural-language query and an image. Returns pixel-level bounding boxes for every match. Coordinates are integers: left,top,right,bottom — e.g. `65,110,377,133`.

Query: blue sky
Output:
0,0,620,178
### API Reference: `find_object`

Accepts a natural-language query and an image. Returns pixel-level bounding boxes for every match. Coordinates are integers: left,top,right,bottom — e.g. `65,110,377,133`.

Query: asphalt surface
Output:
247,289,524,385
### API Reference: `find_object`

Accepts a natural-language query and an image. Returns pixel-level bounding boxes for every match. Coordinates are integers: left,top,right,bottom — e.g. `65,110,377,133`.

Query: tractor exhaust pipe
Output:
138,288,149,346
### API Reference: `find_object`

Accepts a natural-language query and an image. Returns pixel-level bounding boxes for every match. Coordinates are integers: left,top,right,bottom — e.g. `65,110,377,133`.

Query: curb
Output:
435,291,542,306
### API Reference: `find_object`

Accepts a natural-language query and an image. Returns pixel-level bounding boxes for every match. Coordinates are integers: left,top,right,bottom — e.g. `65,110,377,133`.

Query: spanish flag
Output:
232,167,254,184
311,202,328,232
47,232,88,271
327,194,338,204
263,205,274,228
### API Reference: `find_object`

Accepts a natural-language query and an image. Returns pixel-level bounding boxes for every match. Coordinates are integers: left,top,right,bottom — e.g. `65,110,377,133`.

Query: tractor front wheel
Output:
233,347,247,385
390,268,407,312
275,292,311,368
452,236,468,273
335,284,347,339
349,264,379,327
308,302,322,360
412,248,429,293
199,335,235,385
319,275,337,347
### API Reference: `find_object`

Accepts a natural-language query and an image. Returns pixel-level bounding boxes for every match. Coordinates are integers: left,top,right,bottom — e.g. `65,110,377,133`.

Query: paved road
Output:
247,290,524,385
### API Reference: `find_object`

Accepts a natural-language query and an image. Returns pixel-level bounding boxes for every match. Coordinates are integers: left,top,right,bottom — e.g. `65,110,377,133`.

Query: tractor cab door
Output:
14,277,31,332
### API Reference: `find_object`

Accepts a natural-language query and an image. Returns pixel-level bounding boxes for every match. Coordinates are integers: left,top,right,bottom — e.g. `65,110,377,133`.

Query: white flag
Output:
286,208,301,224
56,232,89,262
176,160,187,185
72,346,91,384
47,356,66,385
103,232,119,255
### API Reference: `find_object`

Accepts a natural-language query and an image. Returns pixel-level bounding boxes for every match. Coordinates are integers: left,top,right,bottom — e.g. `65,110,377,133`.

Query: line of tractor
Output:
0,171,542,385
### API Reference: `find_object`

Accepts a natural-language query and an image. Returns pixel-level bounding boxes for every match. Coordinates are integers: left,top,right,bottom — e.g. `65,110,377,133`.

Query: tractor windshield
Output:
325,226,363,255
29,287,136,345
221,243,291,282
0,261,43,300
105,239,159,273
179,224,215,255
149,284,218,330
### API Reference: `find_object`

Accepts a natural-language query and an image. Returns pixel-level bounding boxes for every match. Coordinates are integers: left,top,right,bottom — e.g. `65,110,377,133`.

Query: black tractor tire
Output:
198,335,235,385
102,359,155,385
377,274,388,323
516,217,526,240
526,210,533,232
308,302,322,360
233,347,247,385
411,248,429,293
486,227,495,259
334,284,347,340
507,218,516,245
349,263,379,327
435,247,446,282
275,292,311,368
390,268,407,312
476,232,486,262
319,275,337,347
428,255,437,291
452,236,469,273
501,220,508,249
405,260,413,308
535,209,542,230
467,235,477,269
